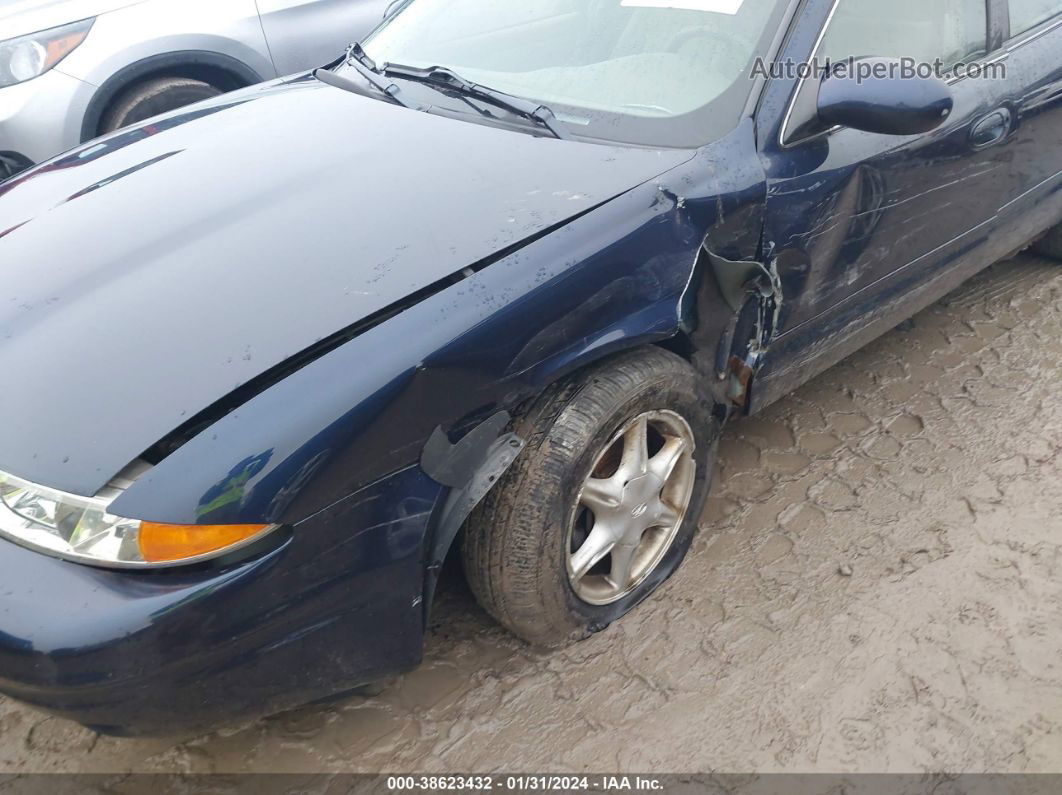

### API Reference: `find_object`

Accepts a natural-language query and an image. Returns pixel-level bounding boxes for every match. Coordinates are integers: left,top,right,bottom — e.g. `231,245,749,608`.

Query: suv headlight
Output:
0,469,276,568
0,18,94,89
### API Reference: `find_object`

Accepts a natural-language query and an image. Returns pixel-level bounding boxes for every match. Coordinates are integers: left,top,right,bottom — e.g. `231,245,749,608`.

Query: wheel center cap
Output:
622,473,661,512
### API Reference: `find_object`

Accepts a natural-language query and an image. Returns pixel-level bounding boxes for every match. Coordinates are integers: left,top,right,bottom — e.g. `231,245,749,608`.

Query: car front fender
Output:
110,121,769,531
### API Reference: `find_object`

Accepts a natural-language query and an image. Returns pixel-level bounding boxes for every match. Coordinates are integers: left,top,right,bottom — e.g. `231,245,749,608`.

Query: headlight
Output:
0,469,276,568
0,19,94,89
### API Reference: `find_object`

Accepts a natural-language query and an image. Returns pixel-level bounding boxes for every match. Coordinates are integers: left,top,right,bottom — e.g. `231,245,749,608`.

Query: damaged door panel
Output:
741,0,1045,411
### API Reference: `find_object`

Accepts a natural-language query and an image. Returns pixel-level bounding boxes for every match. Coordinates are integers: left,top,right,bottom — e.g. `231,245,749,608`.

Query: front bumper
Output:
0,465,441,736
0,69,96,166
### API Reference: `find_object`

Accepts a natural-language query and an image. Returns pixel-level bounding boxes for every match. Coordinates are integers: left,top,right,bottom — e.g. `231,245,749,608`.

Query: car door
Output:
749,0,1024,407
987,0,1062,251
256,0,392,76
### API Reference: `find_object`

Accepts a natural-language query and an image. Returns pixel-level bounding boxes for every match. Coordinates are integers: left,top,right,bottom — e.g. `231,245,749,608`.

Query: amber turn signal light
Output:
138,522,273,563
44,30,91,70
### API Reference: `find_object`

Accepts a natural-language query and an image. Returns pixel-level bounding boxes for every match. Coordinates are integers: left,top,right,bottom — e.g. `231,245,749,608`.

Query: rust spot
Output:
726,355,755,408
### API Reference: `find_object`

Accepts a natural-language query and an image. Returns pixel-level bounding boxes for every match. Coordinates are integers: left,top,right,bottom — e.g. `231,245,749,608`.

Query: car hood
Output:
0,76,692,497
2,0,146,38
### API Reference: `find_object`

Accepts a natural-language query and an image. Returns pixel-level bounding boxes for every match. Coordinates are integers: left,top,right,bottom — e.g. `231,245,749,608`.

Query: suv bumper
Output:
0,69,96,166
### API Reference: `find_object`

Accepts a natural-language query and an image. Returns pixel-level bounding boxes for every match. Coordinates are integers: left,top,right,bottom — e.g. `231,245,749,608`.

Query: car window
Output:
818,0,988,72
367,0,781,118
357,0,791,147
1009,0,1062,36
388,0,585,41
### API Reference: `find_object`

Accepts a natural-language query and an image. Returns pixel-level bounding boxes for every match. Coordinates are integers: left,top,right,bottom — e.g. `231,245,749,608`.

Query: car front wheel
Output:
462,347,718,646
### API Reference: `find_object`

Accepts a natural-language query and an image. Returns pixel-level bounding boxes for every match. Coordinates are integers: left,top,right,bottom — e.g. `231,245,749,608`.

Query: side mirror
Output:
816,57,954,136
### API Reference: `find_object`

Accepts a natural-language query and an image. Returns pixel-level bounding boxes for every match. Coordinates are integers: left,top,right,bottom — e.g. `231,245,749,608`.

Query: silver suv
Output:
0,0,390,178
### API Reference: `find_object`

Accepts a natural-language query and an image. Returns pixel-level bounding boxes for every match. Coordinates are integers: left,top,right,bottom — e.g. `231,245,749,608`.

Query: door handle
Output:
970,108,1012,149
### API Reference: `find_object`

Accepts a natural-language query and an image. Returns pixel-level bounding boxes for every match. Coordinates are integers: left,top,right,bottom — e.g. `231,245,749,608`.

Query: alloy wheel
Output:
566,410,696,605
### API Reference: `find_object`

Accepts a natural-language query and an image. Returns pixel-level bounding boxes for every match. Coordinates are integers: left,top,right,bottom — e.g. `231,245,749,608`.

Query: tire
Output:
1033,224,1062,260
462,347,718,647
100,77,223,133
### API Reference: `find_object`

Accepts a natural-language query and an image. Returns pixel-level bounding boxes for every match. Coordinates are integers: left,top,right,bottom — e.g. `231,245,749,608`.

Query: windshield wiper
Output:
380,63,569,140
316,42,419,109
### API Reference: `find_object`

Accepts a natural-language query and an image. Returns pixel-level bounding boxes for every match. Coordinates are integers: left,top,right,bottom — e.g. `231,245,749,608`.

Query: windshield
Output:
360,0,788,147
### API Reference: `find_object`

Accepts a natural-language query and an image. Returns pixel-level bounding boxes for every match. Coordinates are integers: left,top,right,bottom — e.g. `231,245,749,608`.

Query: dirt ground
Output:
0,256,1060,774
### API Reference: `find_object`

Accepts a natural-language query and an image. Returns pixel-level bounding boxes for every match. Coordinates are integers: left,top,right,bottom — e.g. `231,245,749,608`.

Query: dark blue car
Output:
0,0,1060,736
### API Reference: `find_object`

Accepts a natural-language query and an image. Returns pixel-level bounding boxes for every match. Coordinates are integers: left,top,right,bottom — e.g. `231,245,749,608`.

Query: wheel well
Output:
82,51,264,141
95,65,245,137
132,62,246,94
653,334,694,363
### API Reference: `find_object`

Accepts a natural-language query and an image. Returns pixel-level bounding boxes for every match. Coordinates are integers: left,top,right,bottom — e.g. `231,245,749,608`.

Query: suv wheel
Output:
101,77,223,133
